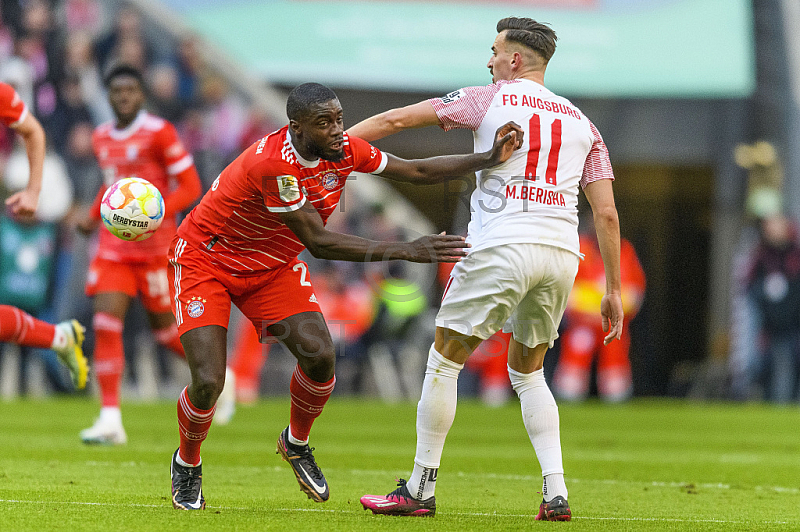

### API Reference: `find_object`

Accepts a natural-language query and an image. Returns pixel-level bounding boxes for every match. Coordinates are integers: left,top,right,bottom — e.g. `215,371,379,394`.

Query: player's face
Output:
488,32,514,83
108,75,145,123
296,100,345,161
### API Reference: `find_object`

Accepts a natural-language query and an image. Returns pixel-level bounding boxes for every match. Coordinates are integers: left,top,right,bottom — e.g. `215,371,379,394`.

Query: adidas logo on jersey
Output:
309,294,317,303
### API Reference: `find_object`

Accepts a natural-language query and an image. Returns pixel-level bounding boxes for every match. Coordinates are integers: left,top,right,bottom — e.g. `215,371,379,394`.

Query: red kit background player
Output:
77,64,202,445
167,82,521,510
0,81,88,389
556,230,645,402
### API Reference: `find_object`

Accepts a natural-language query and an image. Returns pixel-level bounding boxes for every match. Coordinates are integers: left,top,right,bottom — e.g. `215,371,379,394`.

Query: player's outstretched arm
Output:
347,101,440,142
584,178,624,344
279,201,468,263
4,112,46,217
377,121,523,185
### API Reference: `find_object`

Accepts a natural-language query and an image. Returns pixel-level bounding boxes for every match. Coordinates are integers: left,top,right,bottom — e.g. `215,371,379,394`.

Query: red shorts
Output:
86,256,172,313
168,237,322,341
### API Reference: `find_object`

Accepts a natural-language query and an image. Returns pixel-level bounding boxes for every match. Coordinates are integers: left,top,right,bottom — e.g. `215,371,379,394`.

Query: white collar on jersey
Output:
285,128,320,168
108,110,147,141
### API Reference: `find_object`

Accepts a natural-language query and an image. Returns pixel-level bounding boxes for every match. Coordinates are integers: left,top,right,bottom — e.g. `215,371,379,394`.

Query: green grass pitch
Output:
1,397,798,531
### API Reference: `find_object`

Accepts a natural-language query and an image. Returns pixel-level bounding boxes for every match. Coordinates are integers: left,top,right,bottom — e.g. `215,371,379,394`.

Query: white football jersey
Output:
430,78,614,256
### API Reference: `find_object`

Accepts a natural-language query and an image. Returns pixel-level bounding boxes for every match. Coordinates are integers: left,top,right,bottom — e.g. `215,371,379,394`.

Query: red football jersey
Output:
92,110,195,262
178,125,387,274
0,82,28,128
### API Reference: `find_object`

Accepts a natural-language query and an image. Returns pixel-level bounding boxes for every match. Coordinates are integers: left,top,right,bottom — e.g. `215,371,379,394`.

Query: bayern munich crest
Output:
187,296,206,318
321,171,339,191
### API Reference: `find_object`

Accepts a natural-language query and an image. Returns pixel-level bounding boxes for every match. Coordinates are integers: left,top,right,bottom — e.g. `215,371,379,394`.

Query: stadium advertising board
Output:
163,0,754,98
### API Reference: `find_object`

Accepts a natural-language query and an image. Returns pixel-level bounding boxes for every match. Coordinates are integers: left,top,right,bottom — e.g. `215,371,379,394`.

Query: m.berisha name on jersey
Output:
430,78,614,257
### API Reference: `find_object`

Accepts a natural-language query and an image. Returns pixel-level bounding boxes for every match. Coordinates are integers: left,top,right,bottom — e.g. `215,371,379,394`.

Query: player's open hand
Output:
488,121,524,166
5,188,39,219
409,232,469,263
601,293,624,345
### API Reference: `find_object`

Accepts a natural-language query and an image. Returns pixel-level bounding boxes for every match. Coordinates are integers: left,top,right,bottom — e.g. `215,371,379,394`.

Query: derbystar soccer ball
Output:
100,177,165,241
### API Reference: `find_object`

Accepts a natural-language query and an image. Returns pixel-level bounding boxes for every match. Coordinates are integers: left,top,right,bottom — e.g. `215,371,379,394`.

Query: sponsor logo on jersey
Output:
126,144,139,160
277,175,300,203
320,171,340,191
440,89,465,104
187,296,206,318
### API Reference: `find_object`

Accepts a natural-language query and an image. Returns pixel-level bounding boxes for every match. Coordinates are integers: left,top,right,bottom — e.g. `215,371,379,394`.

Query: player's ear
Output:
289,119,301,135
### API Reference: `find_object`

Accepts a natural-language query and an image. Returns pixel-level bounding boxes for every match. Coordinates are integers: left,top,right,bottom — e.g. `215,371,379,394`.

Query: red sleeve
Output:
0,82,28,128
347,134,387,174
428,83,504,131
156,121,195,176
258,161,305,213
580,119,615,188
164,166,202,215
155,121,202,215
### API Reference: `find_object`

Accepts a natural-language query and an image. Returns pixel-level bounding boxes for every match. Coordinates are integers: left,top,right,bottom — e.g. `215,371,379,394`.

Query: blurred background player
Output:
0,79,87,390
167,82,520,510
554,212,645,402
76,64,204,444
354,17,623,521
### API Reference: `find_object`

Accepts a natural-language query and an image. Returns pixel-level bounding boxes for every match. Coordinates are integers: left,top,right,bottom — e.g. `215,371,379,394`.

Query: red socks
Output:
0,304,56,348
177,386,215,466
289,365,335,443
92,313,125,407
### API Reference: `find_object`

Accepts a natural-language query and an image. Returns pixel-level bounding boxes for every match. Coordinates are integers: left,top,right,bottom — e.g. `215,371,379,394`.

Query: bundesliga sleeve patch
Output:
440,89,465,104
277,175,301,203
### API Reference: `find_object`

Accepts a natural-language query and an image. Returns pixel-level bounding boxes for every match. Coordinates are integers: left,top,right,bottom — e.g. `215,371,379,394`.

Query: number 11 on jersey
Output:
525,114,562,186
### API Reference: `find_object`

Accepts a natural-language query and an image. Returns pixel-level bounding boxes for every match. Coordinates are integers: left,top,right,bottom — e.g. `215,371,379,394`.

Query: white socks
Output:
508,366,568,502
407,345,462,500
288,430,308,447
99,406,122,427
175,453,201,468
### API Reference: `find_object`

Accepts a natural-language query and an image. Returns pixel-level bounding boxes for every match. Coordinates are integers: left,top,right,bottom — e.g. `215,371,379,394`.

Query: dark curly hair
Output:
286,83,338,121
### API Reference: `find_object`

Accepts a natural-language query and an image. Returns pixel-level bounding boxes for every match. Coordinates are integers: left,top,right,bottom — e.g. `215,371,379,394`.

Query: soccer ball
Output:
100,177,165,241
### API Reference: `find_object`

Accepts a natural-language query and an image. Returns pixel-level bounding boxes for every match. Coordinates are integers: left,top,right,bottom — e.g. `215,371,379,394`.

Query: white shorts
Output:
436,243,579,348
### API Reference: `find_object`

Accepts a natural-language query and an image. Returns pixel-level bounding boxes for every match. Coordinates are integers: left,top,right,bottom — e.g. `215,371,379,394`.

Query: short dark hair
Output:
103,63,145,89
496,17,557,62
286,83,338,121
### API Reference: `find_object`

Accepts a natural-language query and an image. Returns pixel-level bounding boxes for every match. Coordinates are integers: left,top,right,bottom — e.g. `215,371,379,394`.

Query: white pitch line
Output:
0,499,791,525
